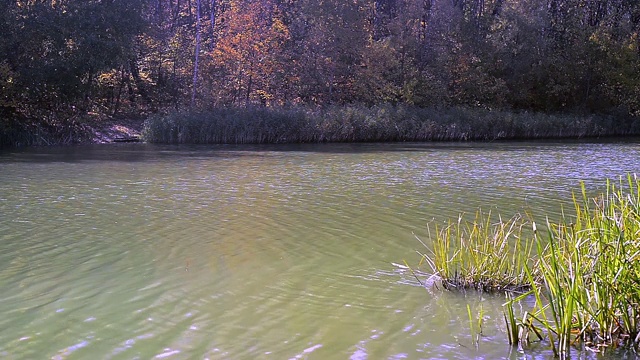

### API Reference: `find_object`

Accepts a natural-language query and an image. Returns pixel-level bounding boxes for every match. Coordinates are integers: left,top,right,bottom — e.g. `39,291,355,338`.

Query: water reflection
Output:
0,141,639,359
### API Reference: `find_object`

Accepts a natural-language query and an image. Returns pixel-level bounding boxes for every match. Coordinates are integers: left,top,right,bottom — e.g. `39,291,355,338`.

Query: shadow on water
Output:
1,137,639,164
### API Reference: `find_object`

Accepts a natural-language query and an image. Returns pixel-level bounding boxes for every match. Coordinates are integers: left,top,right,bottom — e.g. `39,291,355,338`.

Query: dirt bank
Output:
88,117,145,144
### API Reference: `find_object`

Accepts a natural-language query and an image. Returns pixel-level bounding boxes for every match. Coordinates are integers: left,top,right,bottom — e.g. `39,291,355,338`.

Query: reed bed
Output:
418,175,640,357
142,104,636,144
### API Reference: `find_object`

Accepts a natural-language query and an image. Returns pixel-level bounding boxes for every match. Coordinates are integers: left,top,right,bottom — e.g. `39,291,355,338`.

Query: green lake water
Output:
1,141,639,359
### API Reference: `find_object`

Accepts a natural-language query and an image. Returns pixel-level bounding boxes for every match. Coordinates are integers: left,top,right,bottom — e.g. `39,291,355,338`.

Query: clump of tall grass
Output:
418,175,640,357
521,176,640,357
142,104,637,144
417,211,538,293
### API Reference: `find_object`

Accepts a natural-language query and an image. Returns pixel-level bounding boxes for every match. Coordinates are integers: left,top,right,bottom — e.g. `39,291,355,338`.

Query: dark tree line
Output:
2,0,640,140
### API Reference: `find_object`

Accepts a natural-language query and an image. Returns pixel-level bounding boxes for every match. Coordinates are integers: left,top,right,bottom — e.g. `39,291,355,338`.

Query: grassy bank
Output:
417,175,640,357
0,114,95,147
142,105,640,144
3,104,638,147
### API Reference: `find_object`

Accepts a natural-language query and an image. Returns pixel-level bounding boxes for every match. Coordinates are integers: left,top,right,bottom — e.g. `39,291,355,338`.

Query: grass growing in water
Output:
417,175,640,357
418,210,538,293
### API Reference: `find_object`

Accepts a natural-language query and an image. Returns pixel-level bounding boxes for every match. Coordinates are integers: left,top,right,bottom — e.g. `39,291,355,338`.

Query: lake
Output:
1,140,639,359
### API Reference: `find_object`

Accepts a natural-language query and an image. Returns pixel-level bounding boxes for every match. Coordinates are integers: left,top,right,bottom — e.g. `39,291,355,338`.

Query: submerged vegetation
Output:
416,175,640,357
142,105,638,144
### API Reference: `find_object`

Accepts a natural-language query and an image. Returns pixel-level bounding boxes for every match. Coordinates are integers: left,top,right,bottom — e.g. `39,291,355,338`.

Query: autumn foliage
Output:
2,0,640,145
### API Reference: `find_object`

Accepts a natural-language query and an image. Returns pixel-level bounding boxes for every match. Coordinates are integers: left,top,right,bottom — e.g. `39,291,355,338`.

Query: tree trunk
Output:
157,0,163,24
191,0,201,107
113,66,126,115
246,74,253,104
171,0,181,30
210,0,217,49
130,59,148,103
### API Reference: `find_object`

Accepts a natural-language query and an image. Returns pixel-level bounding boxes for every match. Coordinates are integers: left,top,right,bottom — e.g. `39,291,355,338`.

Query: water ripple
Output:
1,141,639,359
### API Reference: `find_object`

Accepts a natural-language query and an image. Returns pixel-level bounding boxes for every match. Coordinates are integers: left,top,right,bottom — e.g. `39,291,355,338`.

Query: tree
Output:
0,1,149,117
204,0,291,106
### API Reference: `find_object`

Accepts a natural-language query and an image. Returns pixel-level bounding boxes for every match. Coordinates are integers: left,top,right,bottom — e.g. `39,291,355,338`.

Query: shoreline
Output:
4,105,640,147
86,117,144,144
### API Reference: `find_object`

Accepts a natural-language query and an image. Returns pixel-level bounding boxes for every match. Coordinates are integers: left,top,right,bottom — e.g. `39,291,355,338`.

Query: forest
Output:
2,0,640,145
